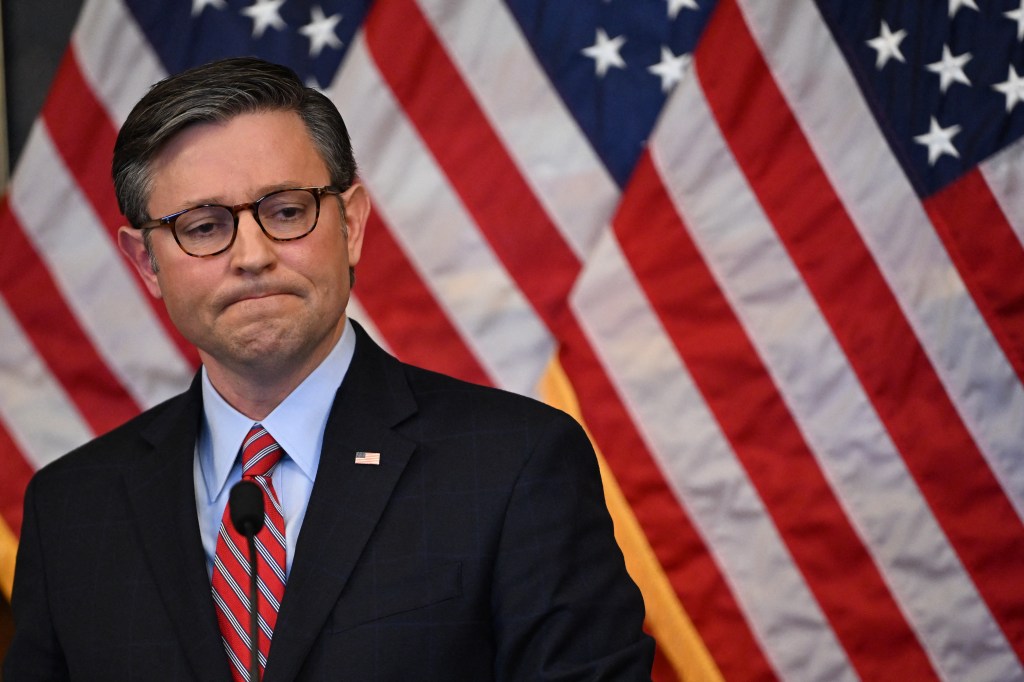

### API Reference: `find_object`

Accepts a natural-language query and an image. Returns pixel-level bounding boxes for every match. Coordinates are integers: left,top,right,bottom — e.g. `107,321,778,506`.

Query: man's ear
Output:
341,183,370,268
117,226,163,299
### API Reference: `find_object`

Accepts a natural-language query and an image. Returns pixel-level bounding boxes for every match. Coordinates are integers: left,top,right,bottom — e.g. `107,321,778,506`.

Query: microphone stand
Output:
244,530,260,682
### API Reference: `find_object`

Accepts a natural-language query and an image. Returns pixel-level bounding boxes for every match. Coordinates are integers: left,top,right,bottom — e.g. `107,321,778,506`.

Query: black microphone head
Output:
229,480,265,537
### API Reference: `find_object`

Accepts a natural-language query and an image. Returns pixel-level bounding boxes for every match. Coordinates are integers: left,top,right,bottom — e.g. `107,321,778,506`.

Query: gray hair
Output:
113,56,357,229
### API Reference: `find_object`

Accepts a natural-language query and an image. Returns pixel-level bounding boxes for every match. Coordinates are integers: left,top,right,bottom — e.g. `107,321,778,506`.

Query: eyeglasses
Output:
135,185,342,257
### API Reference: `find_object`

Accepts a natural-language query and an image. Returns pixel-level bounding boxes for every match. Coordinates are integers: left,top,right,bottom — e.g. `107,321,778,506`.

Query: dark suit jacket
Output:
4,323,653,681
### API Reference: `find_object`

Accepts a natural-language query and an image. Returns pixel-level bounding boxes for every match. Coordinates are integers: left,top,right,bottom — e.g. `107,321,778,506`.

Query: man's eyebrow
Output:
168,182,307,210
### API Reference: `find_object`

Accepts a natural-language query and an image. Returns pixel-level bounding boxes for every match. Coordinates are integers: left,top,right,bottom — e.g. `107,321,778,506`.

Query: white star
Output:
866,21,907,70
667,0,699,20
1006,1,1024,41
299,6,343,57
926,45,972,93
914,117,961,165
582,28,627,78
648,46,691,93
241,0,287,39
192,0,226,16
994,65,1024,112
948,0,979,18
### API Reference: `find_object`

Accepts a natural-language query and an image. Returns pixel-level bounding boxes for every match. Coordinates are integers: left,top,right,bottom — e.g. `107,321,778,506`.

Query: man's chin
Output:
196,312,344,383
198,321,304,368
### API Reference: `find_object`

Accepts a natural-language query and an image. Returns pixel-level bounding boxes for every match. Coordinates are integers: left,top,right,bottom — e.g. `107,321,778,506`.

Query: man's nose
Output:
228,209,276,271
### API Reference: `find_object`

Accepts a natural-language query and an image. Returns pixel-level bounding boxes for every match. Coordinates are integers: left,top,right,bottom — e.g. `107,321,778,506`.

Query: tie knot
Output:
241,424,283,478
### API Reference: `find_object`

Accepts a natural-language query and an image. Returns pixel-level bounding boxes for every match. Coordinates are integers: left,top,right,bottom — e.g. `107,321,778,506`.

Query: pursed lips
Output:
221,288,297,310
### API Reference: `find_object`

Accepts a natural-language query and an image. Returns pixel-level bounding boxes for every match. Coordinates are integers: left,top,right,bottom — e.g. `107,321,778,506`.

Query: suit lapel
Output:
265,323,417,682
123,376,232,682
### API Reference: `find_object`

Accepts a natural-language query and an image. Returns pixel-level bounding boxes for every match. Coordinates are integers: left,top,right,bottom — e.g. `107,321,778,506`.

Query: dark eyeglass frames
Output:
134,185,342,257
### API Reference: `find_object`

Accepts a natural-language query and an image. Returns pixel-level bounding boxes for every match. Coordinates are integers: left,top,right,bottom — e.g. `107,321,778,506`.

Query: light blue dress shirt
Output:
194,318,356,578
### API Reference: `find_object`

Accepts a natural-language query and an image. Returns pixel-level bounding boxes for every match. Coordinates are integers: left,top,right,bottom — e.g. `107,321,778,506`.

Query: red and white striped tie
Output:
212,424,288,682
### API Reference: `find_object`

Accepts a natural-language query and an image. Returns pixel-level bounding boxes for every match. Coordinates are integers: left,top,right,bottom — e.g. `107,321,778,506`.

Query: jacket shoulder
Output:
401,362,579,430
32,382,199,481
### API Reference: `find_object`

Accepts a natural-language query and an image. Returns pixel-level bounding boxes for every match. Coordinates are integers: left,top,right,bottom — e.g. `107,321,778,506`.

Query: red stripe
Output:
620,151,938,678
357,210,494,387
699,0,1024,658
363,0,581,331
0,199,138,435
925,169,1024,384
0,423,34,536
41,48,200,370
556,325,776,681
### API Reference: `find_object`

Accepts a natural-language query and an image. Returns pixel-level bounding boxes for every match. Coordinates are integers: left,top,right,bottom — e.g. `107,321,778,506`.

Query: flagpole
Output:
0,0,9,190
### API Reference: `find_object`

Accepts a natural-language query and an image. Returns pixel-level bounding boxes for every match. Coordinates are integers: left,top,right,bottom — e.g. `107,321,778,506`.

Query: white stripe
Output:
651,56,1022,681
222,642,251,682
571,234,856,682
211,579,251,646
256,574,282,612
258,610,273,641
738,0,1024,525
257,479,285,522
264,511,287,549
980,136,1024,251
244,428,266,451
9,123,193,410
416,0,619,259
221,525,252,577
245,443,280,472
329,35,554,396
73,0,167,127
0,297,93,468
214,552,251,609
254,535,287,585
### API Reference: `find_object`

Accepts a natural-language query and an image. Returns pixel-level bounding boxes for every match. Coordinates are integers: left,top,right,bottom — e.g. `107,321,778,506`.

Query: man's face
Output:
119,110,368,384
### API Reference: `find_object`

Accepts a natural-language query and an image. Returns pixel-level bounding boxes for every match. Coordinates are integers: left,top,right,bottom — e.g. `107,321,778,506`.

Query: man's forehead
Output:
145,110,329,210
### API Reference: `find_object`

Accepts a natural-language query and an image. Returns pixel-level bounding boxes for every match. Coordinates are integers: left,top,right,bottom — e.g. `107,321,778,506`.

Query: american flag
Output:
354,451,381,466
1,0,1023,679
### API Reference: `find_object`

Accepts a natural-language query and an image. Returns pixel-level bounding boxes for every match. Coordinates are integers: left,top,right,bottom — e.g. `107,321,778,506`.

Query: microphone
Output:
229,480,265,537
228,480,264,681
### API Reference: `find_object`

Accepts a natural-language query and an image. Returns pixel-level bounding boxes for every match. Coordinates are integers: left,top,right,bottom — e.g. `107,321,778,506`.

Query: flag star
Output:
926,45,972,93
582,28,627,78
866,21,907,70
667,0,699,20
948,0,979,18
994,65,1024,112
192,0,226,16
299,6,343,57
1006,1,1024,41
648,46,691,93
914,117,961,165
241,0,287,39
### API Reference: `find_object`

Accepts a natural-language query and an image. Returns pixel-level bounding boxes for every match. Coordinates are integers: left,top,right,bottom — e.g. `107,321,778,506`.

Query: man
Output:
3,57,653,681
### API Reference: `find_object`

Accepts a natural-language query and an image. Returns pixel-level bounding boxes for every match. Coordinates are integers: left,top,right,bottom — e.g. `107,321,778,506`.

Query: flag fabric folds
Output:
2,1,1023,680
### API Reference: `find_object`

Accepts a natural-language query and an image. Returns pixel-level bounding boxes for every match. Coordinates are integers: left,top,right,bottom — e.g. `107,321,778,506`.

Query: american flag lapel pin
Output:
354,451,381,466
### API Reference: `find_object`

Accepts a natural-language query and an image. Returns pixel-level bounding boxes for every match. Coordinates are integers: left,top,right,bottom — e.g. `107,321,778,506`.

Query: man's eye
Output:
178,209,231,240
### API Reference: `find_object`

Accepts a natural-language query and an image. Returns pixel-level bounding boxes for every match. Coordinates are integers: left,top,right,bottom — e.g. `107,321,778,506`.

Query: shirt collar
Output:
199,317,357,503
